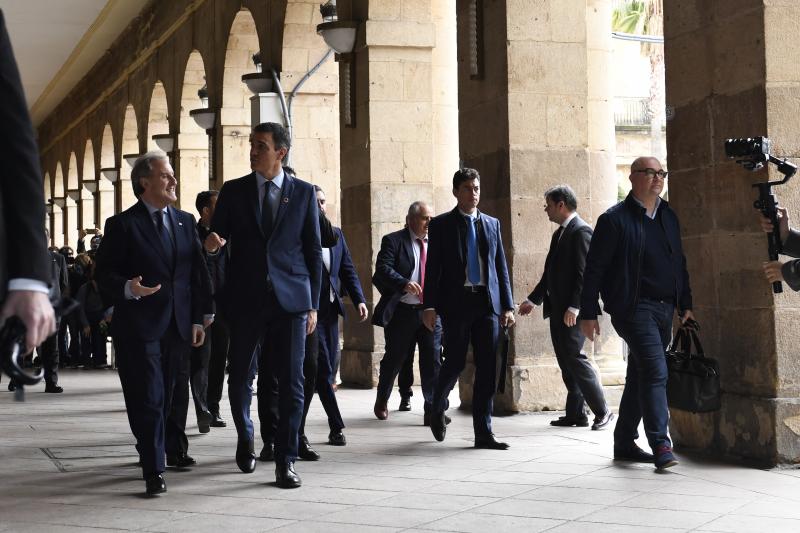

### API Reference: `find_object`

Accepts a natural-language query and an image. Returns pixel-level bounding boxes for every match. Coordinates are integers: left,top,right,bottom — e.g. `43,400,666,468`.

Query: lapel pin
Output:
178,222,183,226
282,197,289,204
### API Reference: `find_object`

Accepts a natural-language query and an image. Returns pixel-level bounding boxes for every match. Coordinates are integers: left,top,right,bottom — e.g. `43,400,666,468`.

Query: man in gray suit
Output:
519,185,613,430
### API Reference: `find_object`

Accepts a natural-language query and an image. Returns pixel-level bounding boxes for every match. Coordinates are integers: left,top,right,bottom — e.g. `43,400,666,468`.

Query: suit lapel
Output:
247,173,263,239
400,230,414,275
166,206,182,271
133,202,171,271
450,208,466,267
477,210,490,260
272,174,294,236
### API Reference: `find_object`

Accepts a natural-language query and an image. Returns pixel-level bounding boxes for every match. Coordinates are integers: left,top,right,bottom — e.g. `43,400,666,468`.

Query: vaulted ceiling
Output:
2,0,151,125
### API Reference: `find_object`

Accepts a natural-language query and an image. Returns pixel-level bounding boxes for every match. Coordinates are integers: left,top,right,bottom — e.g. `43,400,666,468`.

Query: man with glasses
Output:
579,156,695,470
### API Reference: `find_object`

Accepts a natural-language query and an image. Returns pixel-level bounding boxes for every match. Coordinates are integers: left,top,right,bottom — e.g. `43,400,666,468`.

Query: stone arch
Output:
98,123,116,226
147,81,170,152
82,139,97,231
120,104,140,210
220,8,261,182
178,50,210,213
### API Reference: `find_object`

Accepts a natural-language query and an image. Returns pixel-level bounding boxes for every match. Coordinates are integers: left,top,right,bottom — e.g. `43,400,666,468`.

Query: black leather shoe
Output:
399,396,412,411
197,411,212,434
236,440,257,473
299,436,320,461
258,443,274,462
613,444,654,463
145,473,166,495
166,452,196,469
430,412,447,442
328,430,346,446
423,412,452,427
474,434,510,450
550,416,589,427
44,385,63,393
591,412,615,431
275,462,302,488
210,412,227,428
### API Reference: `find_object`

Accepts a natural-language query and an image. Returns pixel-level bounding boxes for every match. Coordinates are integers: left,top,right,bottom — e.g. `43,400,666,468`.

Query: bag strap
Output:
668,327,688,352
686,328,705,357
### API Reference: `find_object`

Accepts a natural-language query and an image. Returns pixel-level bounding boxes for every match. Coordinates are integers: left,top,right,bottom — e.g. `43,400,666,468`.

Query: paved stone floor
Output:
2,370,800,532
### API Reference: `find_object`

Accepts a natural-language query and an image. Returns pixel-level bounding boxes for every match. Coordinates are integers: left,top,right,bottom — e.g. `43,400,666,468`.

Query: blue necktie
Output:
466,216,480,284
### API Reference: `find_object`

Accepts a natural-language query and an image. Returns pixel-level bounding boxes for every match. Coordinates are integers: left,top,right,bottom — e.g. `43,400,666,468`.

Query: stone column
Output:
455,0,619,411
338,0,437,387
64,196,79,247
431,0,460,213
586,0,626,388
52,202,64,248
176,131,210,212
664,0,800,464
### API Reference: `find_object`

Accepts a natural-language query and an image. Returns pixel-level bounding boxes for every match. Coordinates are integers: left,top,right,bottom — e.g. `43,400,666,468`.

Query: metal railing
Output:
614,97,650,127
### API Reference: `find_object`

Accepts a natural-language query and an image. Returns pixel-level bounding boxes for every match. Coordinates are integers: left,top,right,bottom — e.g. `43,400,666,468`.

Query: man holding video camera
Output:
759,207,800,287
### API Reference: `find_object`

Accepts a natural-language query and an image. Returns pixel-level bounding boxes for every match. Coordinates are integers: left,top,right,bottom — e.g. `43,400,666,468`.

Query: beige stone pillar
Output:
64,196,79,247
664,0,800,464
455,0,619,411
431,0,460,213
281,0,340,220
97,179,115,230
338,0,437,387
586,0,626,387
80,186,95,230
52,202,64,248
176,131,210,212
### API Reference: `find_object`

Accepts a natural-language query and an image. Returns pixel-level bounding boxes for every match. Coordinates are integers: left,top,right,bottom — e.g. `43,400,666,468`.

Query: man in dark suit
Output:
372,201,444,425
257,184,341,461
0,9,55,353
96,152,212,495
310,185,367,446
38,233,69,393
195,190,229,429
519,185,614,430
204,122,322,488
423,168,515,449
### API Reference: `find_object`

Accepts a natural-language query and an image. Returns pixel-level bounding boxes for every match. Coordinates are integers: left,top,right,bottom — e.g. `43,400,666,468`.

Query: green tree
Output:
612,0,665,162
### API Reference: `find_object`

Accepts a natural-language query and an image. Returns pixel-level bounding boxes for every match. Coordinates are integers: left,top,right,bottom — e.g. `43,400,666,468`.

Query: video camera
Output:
725,136,797,293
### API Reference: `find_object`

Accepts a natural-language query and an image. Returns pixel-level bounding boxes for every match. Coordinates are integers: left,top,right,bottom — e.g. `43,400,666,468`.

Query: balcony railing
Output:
614,97,650,127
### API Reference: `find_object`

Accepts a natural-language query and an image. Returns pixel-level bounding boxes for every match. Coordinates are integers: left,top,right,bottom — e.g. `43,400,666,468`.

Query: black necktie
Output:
155,210,174,264
261,182,274,239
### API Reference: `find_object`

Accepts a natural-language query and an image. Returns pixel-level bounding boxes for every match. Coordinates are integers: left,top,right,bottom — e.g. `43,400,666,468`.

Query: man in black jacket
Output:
580,156,695,470
519,185,612,430
0,9,55,354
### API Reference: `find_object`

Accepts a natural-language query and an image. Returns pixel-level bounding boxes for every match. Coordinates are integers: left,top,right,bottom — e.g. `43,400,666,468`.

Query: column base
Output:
671,392,800,466
340,348,382,388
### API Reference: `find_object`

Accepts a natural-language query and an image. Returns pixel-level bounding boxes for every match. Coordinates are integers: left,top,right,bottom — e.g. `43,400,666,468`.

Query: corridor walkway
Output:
1,370,799,532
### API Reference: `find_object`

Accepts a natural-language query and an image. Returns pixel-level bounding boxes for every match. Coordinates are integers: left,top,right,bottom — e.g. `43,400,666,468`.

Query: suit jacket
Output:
95,201,212,342
210,171,322,317
372,228,418,327
529,215,592,320
324,227,366,319
423,208,514,319
0,10,50,302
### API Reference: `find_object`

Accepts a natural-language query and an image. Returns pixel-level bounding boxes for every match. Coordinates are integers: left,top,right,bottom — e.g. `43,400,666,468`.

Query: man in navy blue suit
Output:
307,185,367,448
372,201,444,425
95,152,212,495
423,168,515,450
205,122,322,488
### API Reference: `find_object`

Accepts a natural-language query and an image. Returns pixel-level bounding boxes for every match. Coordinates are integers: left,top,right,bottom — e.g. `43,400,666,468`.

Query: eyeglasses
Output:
632,168,668,180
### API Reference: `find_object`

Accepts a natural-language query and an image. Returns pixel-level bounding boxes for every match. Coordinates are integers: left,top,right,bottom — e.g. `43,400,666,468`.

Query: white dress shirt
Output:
400,229,427,305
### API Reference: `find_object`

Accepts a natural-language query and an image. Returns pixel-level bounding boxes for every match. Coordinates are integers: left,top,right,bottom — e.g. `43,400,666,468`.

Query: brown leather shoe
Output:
373,398,388,420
